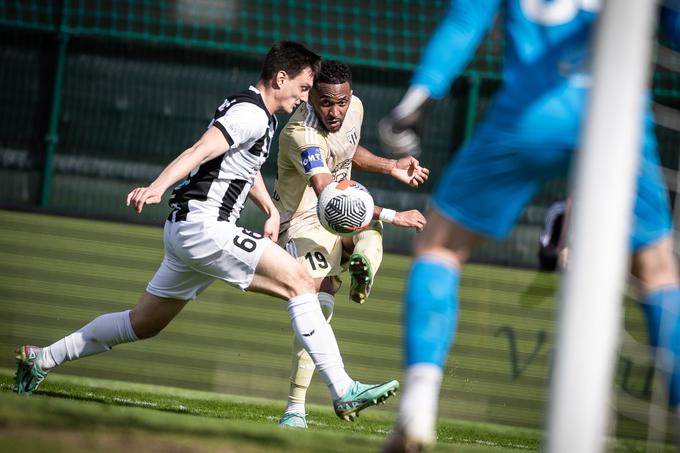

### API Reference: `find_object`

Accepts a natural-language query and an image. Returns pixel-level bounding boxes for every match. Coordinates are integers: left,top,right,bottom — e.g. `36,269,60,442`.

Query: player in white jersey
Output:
273,60,428,428
13,42,399,421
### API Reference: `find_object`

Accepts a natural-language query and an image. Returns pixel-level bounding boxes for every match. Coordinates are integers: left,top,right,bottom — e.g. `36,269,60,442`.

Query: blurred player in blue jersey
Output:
379,1,680,451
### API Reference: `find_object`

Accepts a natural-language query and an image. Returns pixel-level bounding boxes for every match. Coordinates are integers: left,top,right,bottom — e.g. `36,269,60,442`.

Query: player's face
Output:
311,82,352,133
278,67,314,114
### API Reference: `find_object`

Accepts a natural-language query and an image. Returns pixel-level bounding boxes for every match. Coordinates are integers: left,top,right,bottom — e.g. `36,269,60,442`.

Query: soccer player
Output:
13,41,399,422
378,2,680,451
273,60,428,428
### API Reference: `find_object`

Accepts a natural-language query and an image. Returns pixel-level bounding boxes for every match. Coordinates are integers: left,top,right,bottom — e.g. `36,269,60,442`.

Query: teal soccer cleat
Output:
333,380,399,421
278,411,308,428
14,345,48,395
348,253,374,304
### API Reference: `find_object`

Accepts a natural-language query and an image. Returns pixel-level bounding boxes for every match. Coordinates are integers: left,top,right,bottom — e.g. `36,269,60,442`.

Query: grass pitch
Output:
0,369,542,452
0,370,669,452
0,209,673,451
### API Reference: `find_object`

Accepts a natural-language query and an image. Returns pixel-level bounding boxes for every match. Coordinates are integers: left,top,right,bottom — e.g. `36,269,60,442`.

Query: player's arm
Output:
309,172,426,232
352,145,429,188
373,205,427,232
126,126,230,213
249,170,280,242
309,172,334,197
379,0,500,157
294,142,334,195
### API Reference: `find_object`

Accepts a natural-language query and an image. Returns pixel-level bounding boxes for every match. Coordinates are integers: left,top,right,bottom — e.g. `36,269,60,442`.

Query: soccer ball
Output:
317,180,374,236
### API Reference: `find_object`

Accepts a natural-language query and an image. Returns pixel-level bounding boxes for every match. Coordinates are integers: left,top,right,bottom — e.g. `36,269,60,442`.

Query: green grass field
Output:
0,209,674,451
0,369,546,452
0,370,670,452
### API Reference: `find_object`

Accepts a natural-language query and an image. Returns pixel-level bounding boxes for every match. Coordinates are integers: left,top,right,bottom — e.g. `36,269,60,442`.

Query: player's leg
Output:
154,221,350,402
14,291,191,395
386,210,482,450
250,242,399,420
386,85,581,451
629,130,680,414
278,230,343,426
281,279,335,428
344,221,384,304
14,221,208,395
632,238,680,411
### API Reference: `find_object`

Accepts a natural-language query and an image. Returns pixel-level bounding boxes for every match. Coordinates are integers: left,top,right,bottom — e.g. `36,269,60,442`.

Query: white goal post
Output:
546,1,658,452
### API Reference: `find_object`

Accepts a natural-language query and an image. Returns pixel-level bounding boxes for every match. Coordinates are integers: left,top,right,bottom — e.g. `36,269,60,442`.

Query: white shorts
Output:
147,220,272,300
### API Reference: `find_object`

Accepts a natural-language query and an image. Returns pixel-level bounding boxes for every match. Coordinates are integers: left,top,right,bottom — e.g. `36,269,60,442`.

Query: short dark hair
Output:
260,41,321,82
314,60,352,87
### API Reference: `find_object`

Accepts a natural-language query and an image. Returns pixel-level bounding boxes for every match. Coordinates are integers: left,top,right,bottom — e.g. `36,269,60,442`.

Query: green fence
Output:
0,0,503,74
1,0,680,268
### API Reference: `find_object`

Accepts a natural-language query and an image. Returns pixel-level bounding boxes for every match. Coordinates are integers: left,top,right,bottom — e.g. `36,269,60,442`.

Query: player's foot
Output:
333,379,399,421
278,411,308,428
348,253,373,304
381,428,432,453
14,345,49,395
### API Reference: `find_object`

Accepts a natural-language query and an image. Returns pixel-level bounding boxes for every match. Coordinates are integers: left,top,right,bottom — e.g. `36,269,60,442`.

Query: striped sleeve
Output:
213,103,268,148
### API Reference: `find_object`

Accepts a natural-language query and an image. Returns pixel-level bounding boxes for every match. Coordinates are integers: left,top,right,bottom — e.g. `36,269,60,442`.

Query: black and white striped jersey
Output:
168,86,278,223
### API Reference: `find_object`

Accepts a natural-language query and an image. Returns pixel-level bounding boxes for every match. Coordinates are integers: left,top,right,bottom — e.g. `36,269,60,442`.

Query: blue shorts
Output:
434,82,671,251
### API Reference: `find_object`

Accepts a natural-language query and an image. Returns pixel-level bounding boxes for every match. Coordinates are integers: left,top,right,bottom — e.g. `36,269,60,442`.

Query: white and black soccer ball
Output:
317,180,374,236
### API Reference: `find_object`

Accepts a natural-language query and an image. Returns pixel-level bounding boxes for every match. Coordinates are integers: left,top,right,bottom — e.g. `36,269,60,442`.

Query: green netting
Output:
2,2,680,266
5,0,680,90
0,0,56,31
0,0,503,75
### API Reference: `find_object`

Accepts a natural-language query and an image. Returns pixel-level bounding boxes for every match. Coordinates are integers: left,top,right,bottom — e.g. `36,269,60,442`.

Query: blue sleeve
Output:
411,0,502,99
661,5,680,50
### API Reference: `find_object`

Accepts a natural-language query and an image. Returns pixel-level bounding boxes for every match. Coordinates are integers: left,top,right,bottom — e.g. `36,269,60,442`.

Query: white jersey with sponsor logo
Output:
168,86,277,223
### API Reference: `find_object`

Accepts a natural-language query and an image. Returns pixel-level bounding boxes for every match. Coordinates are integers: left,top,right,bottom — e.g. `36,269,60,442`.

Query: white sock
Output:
287,293,352,399
318,292,335,321
397,363,443,442
285,402,306,415
40,310,139,371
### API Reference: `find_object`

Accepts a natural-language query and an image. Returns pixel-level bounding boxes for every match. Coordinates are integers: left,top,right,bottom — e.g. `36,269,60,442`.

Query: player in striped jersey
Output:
273,60,428,428
14,42,399,422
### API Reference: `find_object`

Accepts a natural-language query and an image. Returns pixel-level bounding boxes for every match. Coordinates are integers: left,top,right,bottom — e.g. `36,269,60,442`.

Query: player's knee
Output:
291,269,316,297
414,244,466,269
129,314,164,339
131,323,160,340
632,239,679,290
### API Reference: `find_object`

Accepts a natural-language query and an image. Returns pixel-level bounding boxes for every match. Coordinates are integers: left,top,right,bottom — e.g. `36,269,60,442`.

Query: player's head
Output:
260,41,321,113
310,60,353,132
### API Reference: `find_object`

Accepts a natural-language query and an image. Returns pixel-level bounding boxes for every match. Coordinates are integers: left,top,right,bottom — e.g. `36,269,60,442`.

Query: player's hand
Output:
126,186,164,214
393,209,427,232
390,156,430,188
263,209,280,243
378,86,432,158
